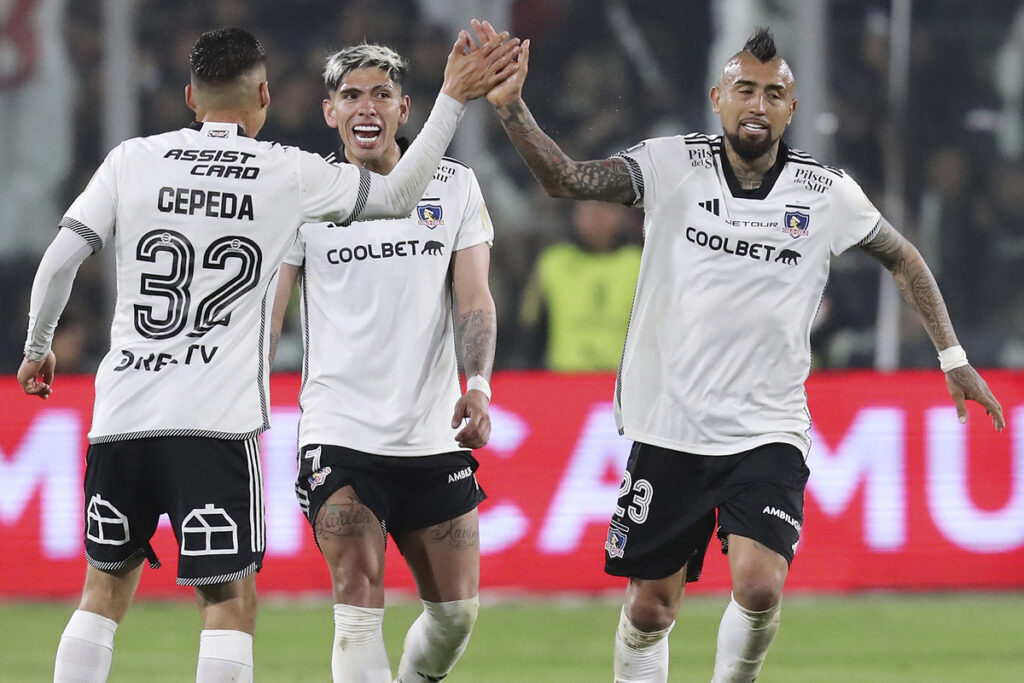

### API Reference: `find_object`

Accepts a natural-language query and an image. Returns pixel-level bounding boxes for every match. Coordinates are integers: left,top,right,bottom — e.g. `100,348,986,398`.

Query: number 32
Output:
134,229,262,339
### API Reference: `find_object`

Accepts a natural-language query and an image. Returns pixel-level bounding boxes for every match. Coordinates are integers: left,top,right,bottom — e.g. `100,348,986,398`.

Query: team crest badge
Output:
308,466,332,491
417,203,445,229
783,210,810,238
605,521,629,559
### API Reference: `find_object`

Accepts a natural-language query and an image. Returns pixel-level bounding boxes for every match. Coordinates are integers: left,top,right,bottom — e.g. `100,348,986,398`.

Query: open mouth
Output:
353,124,382,144
741,120,769,134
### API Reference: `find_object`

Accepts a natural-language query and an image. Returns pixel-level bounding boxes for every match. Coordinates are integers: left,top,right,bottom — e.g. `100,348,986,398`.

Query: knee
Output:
731,575,783,612
624,592,677,633
331,570,383,606
321,542,385,605
197,579,258,632
425,596,478,637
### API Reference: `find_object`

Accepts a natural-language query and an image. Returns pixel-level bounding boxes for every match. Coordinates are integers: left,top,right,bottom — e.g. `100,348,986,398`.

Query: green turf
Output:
2,593,1022,681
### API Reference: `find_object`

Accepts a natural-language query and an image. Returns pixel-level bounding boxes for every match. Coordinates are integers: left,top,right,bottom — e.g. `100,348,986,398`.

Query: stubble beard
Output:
724,129,776,162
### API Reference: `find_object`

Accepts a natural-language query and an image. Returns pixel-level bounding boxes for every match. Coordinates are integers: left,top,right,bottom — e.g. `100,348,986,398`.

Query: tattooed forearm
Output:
457,308,496,379
860,219,958,350
428,519,480,550
314,497,376,541
494,99,636,203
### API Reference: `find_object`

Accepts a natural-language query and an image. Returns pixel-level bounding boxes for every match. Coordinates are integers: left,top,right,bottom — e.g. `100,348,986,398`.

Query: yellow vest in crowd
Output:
533,243,642,371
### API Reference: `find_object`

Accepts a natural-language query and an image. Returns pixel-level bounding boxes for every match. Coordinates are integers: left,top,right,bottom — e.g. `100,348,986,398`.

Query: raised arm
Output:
473,22,636,204
859,218,1004,430
356,28,520,222
450,243,496,449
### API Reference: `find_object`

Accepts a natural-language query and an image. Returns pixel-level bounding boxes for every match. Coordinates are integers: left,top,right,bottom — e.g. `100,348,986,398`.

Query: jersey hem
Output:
621,428,810,459
88,425,269,445
298,436,464,457
177,561,260,587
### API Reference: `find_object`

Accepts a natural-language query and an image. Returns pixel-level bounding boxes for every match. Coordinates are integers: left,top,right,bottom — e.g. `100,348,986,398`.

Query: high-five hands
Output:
471,19,530,108
441,21,521,104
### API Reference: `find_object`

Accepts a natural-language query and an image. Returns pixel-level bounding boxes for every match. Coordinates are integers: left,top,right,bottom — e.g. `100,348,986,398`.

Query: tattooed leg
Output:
314,486,387,606
396,508,481,603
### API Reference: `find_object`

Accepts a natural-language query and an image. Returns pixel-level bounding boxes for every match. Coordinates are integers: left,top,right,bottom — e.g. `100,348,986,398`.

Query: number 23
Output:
615,471,653,524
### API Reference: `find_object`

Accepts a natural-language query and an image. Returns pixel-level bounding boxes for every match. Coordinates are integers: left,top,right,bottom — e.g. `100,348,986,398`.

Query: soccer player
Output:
479,23,1006,683
269,41,497,683
17,26,518,683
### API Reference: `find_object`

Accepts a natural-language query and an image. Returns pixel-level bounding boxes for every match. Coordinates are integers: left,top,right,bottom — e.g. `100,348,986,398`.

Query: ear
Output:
322,98,339,129
787,97,797,125
398,94,411,125
710,86,721,113
185,84,197,112
258,81,270,110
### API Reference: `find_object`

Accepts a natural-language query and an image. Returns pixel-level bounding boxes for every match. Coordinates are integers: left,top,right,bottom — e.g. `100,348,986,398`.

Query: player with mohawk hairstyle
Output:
481,22,1005,682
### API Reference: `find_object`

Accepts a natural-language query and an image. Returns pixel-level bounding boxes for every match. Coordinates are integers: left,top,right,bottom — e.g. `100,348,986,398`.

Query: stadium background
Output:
1,0,1023,680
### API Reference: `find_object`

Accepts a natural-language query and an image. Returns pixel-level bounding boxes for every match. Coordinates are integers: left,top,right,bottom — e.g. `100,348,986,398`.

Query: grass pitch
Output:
2,593,1021,682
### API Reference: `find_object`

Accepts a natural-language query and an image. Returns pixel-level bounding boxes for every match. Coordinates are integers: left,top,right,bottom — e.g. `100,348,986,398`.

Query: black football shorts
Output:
605,441,809,582
83,436,265,586
294,444,486,542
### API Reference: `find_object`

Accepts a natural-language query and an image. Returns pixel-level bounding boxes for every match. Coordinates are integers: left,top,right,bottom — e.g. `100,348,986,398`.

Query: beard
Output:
724,128,776,161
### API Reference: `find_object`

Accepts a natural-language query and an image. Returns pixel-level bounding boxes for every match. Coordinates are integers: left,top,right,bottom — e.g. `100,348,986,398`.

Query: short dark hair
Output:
189,28,265,85
743,27,778,62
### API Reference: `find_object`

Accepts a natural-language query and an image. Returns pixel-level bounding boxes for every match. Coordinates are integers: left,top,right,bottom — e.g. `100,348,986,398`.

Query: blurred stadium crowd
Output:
2,0,1023,373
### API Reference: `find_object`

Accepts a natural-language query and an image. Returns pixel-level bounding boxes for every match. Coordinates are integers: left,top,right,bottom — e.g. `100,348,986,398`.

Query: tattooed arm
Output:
474,24,636,204
860,218,1004,430
450,243,496,449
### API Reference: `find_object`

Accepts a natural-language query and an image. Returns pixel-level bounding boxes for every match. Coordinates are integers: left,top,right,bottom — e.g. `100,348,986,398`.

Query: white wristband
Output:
938,345,969,372
467,375,491,401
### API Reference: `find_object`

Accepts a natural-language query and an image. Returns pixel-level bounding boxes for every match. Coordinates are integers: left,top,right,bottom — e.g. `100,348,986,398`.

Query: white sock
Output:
54,609,118,683
196,629,253,683
332,604,391,683
613,607,674,683
711,594,781,683
395,596,479,682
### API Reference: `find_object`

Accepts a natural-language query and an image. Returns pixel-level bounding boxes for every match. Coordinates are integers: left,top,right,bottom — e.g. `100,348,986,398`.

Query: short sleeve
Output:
612,140,654,209
829,172,882,256
61,143,123,253
282,231,305,266
297,150,367,225
452,169,494,252
613,137,696,213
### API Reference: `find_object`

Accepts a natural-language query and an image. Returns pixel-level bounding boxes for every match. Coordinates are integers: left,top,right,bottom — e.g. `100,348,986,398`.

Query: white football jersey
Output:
614,135,880,457
66,122,374,443
286,155,493,456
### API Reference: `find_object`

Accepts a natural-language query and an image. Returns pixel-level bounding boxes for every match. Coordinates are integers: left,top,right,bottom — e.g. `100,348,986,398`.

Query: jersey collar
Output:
718,139,788,200
187,121,249,138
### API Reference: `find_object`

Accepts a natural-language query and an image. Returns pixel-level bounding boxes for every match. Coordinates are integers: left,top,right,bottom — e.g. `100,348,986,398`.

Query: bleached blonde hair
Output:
323,43,408,93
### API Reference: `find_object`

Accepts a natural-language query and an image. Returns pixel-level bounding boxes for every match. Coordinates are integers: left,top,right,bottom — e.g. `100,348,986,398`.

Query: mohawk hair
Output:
743,27,778,62
189,28,265,85
323,43,409,93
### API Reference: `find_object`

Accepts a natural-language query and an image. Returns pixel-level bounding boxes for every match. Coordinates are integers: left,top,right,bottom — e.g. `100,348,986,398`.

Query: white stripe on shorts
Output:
244,436,265,552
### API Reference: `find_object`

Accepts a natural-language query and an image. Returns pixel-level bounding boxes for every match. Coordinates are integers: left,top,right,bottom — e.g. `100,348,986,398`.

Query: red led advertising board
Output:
2,371,1022,597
